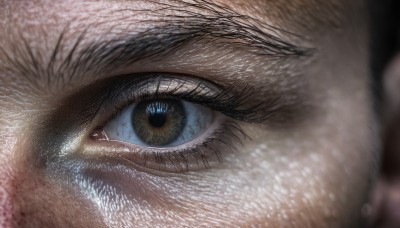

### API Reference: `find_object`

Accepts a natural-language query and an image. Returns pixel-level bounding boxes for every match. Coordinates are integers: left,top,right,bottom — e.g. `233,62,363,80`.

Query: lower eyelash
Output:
103,120,248,173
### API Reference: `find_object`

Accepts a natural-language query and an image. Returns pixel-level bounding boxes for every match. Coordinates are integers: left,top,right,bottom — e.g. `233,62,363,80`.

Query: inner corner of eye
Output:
91,98,217,149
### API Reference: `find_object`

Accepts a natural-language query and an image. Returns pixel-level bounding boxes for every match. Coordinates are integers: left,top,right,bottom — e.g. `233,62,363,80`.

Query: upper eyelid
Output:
84,74,223,126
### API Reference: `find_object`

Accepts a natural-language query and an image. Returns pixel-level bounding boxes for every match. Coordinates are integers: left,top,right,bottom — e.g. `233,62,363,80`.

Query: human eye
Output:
84,74,276,173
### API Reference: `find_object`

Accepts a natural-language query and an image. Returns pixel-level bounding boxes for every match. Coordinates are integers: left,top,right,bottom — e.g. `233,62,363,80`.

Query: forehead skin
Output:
0,0,375,227
0,0,361,38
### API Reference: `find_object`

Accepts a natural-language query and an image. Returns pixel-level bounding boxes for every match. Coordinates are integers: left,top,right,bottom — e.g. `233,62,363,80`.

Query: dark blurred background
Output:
369,0,400,227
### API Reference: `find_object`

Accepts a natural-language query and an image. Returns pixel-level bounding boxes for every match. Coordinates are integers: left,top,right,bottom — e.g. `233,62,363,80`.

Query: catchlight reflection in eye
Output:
102,99,213,147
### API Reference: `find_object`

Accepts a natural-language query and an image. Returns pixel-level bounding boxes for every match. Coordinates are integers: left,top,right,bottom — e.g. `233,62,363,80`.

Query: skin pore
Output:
0,0,376,227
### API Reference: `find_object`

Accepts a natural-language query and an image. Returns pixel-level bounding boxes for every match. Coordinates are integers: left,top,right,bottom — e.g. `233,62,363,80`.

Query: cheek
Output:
225,106,376,226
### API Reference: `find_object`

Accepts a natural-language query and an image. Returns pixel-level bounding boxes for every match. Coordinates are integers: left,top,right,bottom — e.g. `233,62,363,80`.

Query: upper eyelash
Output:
166,82,282,123
90,73,282,127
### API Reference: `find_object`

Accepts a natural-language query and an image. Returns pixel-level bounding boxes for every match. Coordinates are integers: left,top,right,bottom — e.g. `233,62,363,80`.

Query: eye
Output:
86,75,277,173
102,99,213,147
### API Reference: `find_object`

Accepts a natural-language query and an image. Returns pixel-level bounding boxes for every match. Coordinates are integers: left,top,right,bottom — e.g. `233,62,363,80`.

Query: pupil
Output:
148,109,167,128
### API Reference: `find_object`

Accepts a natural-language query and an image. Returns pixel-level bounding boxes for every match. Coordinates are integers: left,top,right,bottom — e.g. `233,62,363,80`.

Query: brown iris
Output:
132,99,186,146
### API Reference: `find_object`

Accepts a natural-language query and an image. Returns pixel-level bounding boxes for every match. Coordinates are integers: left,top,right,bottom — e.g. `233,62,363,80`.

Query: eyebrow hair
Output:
2,0,312,87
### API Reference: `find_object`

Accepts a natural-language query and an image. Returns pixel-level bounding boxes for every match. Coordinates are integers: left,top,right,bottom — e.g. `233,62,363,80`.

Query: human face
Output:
0,0,375,227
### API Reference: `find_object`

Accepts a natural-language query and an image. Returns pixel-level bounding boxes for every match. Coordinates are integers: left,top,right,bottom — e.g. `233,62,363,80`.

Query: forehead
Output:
219,0,357,30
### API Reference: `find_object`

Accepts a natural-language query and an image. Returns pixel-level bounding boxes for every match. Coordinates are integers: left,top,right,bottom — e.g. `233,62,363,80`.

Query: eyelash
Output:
87,74,277,172
92,74,280,124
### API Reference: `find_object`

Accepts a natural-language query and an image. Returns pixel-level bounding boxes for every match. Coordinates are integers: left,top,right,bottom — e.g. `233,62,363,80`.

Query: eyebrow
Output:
2,0,312,86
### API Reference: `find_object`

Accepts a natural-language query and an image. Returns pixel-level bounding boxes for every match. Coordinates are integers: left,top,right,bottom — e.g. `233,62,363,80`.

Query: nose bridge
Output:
0,76,58,227
0,96,33,228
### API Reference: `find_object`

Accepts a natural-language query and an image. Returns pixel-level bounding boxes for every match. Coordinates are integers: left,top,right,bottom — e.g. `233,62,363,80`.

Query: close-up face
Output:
0,0,377,227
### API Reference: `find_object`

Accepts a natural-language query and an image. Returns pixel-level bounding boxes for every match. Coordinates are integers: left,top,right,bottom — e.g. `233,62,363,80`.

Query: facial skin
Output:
0,0,376,227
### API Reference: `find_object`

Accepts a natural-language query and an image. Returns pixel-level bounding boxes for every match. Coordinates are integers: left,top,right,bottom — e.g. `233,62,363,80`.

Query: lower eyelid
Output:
89,113,223,153
84,118,245,173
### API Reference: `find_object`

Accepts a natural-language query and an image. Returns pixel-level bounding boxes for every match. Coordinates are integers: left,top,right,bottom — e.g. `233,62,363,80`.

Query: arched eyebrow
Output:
1,0,313,87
